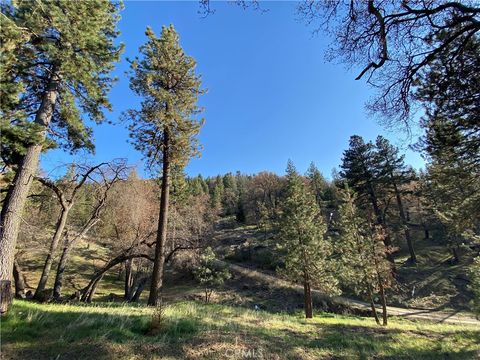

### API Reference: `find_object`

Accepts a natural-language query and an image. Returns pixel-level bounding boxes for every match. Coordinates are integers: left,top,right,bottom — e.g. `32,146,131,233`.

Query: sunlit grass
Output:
2,300,479,359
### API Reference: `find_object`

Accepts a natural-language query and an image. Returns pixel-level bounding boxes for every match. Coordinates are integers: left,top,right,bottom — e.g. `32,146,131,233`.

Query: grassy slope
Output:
1,300,479,360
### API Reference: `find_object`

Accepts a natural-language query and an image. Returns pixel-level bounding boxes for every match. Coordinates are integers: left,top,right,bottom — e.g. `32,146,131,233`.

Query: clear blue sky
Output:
41,1,424,179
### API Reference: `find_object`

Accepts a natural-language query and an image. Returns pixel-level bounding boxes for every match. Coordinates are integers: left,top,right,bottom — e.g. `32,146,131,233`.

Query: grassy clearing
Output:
1,300,479,359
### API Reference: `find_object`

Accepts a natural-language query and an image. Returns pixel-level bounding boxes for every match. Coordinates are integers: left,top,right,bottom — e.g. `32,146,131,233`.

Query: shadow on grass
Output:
1,301,199,360
1,301,478,360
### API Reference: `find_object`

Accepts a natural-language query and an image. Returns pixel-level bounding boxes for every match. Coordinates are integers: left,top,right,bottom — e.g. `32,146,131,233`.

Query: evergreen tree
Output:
469,256,480,318
193,247,230,303
210,176,224,211
126,25,205,305
340,135,394,264
375,136,417,263
0,0,122,312
415,33,480,259
278,160,338,318
425,159,480,261
305,162,328,208
187,175,207,197
222,173,239,215
336,187,394,326
415,32,479,174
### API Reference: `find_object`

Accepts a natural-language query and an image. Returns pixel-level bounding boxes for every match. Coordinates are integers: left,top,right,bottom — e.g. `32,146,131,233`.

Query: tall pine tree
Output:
278,160,338,318
336,186,394,326
126,25,205,305
375,136,417,263
340,135,395,265
0,0,122,312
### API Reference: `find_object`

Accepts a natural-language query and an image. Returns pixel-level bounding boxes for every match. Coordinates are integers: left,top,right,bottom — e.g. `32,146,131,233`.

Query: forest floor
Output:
1,300,479,360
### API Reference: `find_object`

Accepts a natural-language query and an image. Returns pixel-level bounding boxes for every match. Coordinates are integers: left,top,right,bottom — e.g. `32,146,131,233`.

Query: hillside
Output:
212,222,477,313
3,223,479,359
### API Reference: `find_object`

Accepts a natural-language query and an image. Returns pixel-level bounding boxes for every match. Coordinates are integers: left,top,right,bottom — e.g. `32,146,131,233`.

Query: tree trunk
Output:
393,182,416,263
86,275,104,303
34,204,71,299
148,128,170,306
53,240,72,300
130,276,148,303
81,252,150,302
124,258,134,300
0,280,12,315
367,182,395,266
379,281,388,326
367,284,380,325
13,259,26,299
369,295,380,325
0,70,59,310
303,277,313,319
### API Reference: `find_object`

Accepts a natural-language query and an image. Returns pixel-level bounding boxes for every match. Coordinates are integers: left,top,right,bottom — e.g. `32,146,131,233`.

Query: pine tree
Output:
210,175,224,211
375,136,417,263
415,32,479,174
415,33,480,260
193,247,230,303
305,162,328,208
125,25,205,305
278,160,338,318
0,0,122,312
340,135,395,264
336,187,394,326
469,256,480,318
425,158,480,262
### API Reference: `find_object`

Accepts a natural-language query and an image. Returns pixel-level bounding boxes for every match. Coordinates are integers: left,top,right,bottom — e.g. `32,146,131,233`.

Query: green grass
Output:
2,300,479,359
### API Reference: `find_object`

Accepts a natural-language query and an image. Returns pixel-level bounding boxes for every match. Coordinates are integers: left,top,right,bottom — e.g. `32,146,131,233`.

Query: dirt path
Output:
219,260,480,327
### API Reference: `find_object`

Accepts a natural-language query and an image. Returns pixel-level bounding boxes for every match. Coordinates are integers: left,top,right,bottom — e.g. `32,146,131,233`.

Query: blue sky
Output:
41,1,424,179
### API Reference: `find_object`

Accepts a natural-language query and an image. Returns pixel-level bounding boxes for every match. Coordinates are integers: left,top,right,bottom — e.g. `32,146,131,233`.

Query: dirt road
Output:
219,260,480,326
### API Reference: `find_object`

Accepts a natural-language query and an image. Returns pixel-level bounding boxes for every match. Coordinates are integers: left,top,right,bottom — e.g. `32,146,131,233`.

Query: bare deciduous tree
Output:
51,160,128,300
297,0,480,128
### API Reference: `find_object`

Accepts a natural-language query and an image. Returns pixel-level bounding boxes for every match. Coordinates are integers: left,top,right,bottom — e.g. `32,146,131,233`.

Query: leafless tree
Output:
297,0,480,129
33,162,107,299
51,160,128,299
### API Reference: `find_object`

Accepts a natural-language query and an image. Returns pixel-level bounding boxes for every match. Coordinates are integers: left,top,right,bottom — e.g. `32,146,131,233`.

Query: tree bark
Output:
367,181,395,265
53,240,71,300
130,276,148,303
303,276,313,319
393,182,416,263
0,280,12,315
0,69,59,310
368,292,380,325
34,204,71,299
81,251,153,302
379,281,388,326
124,258,134,300
85,274,104,303
13,259,26,299
148,128,170,306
